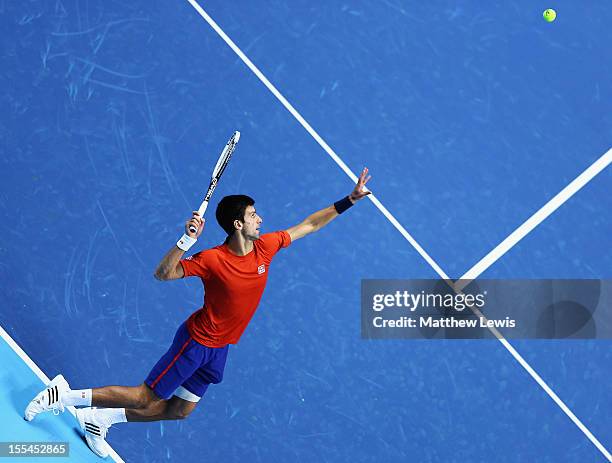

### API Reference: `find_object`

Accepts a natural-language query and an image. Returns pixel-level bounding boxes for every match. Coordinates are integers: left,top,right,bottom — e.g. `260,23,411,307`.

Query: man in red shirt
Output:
25,168,371,457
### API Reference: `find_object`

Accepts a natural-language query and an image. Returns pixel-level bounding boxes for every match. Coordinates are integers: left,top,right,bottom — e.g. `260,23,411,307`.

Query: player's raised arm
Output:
286,167,372,242
154,212,204,281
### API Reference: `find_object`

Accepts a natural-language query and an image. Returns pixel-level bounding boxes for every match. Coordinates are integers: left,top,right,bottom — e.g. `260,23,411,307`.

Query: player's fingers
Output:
185,219,198,235
196,219,205,236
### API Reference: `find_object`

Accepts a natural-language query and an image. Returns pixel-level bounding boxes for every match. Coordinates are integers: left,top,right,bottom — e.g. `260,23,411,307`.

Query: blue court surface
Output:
0,328,112,462
1,1,610,462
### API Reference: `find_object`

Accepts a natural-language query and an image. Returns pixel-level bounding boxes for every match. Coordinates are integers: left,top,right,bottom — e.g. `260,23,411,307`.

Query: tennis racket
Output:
189,131,241,233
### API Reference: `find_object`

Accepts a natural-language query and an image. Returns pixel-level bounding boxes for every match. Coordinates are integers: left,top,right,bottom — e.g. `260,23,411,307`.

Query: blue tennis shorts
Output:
145,322,229,402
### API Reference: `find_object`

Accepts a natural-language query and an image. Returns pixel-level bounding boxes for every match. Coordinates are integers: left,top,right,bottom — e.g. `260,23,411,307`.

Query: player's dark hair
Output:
216,195,255,238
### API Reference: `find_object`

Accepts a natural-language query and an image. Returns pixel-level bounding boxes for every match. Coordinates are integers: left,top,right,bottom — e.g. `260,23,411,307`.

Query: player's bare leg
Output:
91,383,160,409
125,396,198,422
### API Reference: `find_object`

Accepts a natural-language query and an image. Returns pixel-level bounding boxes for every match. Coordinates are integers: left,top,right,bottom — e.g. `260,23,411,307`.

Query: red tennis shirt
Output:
180,231,292,347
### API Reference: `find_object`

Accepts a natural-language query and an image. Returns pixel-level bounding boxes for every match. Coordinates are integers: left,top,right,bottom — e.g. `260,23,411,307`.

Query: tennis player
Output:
25,168,371,457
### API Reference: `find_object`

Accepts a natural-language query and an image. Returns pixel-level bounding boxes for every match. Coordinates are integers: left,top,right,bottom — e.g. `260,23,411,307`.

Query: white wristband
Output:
177,234,197,251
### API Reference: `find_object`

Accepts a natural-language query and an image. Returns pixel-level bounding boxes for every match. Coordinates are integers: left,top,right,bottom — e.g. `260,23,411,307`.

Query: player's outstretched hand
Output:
349,167,372,203
186,212,205,239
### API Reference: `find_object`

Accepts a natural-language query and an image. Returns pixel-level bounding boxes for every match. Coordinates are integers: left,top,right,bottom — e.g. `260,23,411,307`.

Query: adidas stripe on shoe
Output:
24,374,70,421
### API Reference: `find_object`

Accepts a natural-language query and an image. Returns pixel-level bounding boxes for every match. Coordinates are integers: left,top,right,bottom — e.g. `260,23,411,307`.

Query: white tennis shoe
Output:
24,374,70,421
76,407,111,458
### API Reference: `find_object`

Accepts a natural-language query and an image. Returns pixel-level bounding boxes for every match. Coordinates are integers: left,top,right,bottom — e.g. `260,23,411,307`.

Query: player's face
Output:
241,205,262,241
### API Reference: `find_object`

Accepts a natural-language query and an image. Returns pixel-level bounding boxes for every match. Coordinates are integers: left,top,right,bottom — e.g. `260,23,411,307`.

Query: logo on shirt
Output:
257,264,266,275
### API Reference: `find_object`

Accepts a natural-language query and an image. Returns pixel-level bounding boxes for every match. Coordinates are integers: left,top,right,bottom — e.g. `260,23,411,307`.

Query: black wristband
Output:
334,196,354,214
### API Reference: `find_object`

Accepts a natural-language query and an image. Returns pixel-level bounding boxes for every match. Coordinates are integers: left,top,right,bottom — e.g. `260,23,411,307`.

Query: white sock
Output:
95,408,128,427
64,389,92,407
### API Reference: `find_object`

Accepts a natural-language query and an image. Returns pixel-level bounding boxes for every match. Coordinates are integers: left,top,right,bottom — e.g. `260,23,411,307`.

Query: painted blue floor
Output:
1,1,610,462
0,338,109,462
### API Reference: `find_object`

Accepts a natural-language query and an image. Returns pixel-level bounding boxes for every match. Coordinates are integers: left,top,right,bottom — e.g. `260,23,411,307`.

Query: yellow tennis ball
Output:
543,9,556,22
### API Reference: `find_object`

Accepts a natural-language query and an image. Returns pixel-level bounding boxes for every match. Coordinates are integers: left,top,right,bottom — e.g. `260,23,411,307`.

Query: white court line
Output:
457,148,612,288
458,300,612,461
184,0,450,281
453,149,612,460
186,2,612,460
0,325,125,463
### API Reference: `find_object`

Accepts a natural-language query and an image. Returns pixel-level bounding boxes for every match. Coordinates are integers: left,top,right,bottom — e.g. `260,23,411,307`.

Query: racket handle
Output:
188,201,209,233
